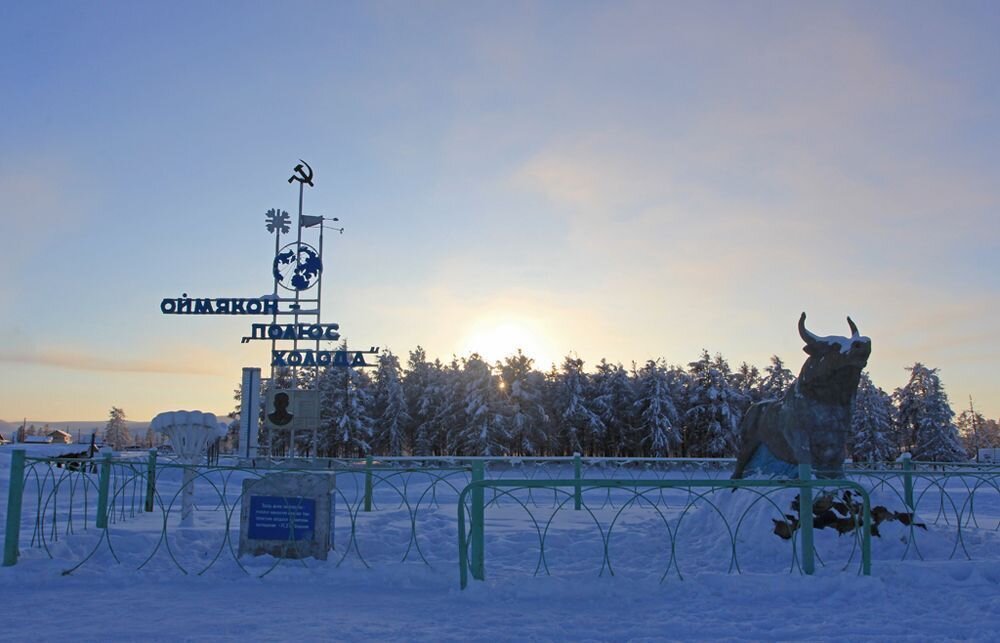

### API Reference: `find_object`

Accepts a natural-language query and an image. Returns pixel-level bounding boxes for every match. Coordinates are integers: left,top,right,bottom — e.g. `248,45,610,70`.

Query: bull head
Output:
797,312,871,406
799,312,868,353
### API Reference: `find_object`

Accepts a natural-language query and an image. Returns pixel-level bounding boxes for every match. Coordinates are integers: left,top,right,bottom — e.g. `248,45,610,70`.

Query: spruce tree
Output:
498,350,549,456
553,356,605,455
734,362,763,407
893,363,965,462
457,354,508,456
371,350,411,456
104,407,130,449
403,347,436,455
592,360,637,456
683,351,741,457
850,372,897,463
632,360,680,457
317,364,374,457
759,355,795,401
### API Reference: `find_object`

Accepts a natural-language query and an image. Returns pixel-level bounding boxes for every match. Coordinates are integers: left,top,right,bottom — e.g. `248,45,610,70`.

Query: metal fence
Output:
4,450,1000,587
457,474,873,589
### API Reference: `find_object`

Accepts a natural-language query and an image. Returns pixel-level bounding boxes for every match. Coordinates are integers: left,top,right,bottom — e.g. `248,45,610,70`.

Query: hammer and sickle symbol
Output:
288,159,314,187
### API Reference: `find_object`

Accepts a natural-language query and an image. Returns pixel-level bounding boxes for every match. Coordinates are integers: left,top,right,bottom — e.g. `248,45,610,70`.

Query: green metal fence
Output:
3,450,474,575
5,449,1000,584
456,469,874,589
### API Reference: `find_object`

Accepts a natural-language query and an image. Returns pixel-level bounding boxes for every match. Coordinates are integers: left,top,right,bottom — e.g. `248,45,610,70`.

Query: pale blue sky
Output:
2,1,998,420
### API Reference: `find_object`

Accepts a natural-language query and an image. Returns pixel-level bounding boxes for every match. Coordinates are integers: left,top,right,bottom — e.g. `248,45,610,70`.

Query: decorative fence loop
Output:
456,477,873,589
5,453,1000,583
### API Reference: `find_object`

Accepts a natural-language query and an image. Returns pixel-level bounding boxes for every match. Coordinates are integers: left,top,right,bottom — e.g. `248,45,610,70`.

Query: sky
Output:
1,1,998,422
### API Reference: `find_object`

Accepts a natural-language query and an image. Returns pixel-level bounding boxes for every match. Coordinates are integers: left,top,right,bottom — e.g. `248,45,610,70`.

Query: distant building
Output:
48,430,73,444
23,435,54,444
979,448,1000,464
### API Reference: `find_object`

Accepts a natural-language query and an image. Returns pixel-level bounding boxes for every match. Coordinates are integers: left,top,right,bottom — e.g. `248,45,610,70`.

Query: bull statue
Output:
732,313,871,479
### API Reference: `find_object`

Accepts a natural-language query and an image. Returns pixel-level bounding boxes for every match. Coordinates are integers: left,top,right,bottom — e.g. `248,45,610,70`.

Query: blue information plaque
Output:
247,496,316,541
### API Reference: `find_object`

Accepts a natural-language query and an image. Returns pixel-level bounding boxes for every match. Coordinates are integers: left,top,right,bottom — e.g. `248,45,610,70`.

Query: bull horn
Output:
847,316,859,338
798,312,820,345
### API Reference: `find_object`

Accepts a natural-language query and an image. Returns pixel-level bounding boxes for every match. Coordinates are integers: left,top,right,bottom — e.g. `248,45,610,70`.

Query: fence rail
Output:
5,450,1000,584
456,472,873,589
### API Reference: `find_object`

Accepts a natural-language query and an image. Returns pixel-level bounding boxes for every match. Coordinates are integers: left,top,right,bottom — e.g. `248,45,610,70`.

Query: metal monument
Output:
732,313,871,479
160,161,380,457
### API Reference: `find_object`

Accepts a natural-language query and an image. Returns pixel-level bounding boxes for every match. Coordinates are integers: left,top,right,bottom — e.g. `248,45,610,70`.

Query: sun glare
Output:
459,317,554,367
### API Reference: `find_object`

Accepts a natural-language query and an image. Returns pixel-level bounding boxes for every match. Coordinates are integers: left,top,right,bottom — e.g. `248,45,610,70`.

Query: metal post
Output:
798,463,815,575
902,453,914,510
180,466,196,527
240,367,261,459
3,449,26,566
861,490,872,576
364,455,373,512
471,461,485,580
145,448,157,512
573,453,582,510
458,490,469,589
291,180,303,388
96,449,112,529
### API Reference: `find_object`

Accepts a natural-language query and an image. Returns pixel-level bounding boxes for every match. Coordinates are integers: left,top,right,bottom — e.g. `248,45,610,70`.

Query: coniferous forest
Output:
228,348,1000,463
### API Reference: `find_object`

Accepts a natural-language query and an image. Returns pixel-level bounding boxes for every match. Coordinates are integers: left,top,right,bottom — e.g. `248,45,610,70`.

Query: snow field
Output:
4,447,1000,640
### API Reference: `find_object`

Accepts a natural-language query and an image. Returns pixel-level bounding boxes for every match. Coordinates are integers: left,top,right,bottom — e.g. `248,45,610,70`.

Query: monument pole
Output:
159,159,379,462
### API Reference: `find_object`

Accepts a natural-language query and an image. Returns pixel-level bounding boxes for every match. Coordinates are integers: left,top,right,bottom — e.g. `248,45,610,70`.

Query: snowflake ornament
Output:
265,208,291,234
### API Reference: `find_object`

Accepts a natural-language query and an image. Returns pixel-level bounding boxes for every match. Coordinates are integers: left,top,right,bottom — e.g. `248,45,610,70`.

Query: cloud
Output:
0,158,96,245
0,347,224,376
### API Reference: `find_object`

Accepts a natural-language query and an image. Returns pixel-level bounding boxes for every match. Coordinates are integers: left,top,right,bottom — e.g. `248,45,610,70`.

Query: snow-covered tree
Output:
893,363,965,462
498,350,549,456
317,364,374,457
403,347,435,455
456,354,508,456
432,358,468,455
734,362,763,407
104,407,130,449
759,355,795,401
592,360,636,456
552,356,605,455
632,360,680,457
683,351,742,457
371,350,411,456
956,397,1000,458
849,372,897,463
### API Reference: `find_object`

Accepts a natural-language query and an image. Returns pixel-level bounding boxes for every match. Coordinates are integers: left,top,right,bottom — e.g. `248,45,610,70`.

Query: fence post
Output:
3,449,26,566
573,453,582,510
471,460,485,580
798,463,815,575
96,448,113,529
902,453,914,510
145,448,157,512
860,490,872,576
364,455,374,512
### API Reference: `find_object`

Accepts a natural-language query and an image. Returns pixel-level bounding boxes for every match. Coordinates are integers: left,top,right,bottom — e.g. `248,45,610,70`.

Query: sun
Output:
459,316,553,367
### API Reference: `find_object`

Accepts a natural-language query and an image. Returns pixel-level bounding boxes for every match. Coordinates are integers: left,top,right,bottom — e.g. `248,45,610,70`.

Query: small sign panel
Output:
239,473,335,560
247,496,316,541
263,388,320,432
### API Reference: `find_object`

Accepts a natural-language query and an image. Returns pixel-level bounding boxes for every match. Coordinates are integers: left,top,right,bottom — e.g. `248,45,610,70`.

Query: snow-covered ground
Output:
3,446,1000,641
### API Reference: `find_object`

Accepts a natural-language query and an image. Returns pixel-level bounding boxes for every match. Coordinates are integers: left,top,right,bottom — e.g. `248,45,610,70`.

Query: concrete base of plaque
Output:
239,473,336,560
